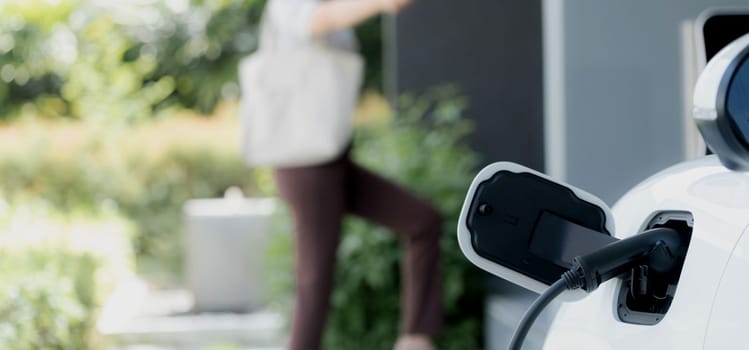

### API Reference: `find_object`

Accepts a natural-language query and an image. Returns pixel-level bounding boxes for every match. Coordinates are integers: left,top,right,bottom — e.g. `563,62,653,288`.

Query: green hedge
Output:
0,117,263,283
0,184,136,349
265,88,486,350
0,250,98,349
0,114,254,347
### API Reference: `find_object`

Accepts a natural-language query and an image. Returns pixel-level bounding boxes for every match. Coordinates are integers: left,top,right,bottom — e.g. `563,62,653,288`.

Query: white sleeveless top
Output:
265,0,359,52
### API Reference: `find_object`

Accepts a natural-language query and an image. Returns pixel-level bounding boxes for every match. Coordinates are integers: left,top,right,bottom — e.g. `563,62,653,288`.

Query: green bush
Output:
0,116,263,283
265,87,486,350
0,115,255,348
0,250,98,350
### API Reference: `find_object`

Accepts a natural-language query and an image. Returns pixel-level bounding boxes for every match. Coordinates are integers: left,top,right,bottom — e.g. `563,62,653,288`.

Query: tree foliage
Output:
0,0,385,122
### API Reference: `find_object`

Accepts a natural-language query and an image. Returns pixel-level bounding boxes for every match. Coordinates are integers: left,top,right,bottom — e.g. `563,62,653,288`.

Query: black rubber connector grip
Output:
571,227,682,293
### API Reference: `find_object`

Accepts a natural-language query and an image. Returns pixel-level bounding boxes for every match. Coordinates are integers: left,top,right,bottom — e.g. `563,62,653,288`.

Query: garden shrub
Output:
0,250,97,349
0,196,139,349
0,114,264,283
0,113,258,348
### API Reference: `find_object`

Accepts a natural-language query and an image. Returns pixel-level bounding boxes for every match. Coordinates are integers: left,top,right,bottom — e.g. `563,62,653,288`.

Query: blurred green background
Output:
0,1,483,349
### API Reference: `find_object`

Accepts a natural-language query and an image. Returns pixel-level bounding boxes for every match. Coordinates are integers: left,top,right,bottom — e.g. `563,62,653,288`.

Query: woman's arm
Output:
309,0,412,36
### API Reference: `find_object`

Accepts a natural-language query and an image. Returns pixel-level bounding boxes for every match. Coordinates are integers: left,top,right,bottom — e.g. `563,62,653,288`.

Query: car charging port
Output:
616,211,693,325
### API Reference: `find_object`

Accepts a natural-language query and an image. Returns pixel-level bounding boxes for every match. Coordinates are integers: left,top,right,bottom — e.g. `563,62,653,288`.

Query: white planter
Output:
183,192,276,313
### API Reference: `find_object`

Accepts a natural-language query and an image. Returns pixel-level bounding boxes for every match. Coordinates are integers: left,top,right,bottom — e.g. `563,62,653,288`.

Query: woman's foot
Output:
394,334,436,350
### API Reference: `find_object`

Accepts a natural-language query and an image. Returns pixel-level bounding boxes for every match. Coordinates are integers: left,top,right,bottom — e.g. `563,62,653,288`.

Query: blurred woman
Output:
266,1,444,350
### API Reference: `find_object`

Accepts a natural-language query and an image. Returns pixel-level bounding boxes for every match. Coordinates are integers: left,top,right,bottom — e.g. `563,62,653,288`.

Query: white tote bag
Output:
238,13,364,167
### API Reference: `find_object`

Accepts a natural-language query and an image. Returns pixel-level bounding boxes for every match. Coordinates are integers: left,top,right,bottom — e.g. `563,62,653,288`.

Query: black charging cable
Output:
507,227,682,350
506,276,574,349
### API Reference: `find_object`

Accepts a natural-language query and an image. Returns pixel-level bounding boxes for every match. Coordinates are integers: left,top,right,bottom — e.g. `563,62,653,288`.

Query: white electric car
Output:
458,32,749,350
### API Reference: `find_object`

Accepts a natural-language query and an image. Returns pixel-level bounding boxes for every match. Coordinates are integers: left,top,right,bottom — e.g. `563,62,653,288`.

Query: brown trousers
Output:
274,148,444,350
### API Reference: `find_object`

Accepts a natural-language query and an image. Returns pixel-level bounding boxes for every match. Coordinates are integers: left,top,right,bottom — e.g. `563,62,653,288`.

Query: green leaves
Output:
0,115,261,283
0,0,268,121
0,250,97,350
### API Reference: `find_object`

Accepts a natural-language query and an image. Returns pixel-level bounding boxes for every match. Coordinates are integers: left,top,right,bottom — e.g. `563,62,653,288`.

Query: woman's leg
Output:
274,157,347,350
344,160,444,336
